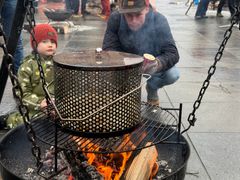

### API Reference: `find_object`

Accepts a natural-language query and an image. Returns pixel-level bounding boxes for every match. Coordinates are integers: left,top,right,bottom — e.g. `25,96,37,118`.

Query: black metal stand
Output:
0,0,27,103
28,102,184,179
185,0,194,15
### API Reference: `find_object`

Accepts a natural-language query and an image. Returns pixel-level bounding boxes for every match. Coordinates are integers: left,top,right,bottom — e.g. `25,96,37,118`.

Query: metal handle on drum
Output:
44,74,151,121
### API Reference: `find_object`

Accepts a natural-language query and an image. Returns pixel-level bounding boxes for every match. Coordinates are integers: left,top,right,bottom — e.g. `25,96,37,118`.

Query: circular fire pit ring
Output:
0,123,190,180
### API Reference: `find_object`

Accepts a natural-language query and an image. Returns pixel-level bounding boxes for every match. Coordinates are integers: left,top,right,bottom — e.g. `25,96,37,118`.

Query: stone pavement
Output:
1,0,240,179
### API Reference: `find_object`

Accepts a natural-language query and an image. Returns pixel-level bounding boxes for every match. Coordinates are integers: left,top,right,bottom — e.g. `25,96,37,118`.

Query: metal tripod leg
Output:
185,0,194,15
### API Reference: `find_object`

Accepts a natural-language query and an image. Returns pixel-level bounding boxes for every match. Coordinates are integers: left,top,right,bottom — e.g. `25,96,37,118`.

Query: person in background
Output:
194,0,210,19
216,0,237,18
65,0,80,15
81,0,91,16
98,0,111,20
102,0,180,106
3,24,57,129
1,0,24,74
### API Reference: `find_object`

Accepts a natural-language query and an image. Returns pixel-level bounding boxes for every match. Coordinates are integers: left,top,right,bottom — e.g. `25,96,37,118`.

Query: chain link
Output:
0,0,43,169
182,7,240,134
25,0,52,110
24,0,49,169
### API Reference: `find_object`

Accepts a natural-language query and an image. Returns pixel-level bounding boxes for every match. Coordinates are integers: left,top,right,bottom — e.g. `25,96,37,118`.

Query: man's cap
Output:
30,24,58,49
119,0,148,14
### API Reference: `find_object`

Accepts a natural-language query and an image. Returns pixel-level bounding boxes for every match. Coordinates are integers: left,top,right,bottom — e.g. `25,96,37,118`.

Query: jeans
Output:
195,0,210,17
81,0,88,13
217,0,235,16
1,0,24,73
65,0,80,14
146,66,180,100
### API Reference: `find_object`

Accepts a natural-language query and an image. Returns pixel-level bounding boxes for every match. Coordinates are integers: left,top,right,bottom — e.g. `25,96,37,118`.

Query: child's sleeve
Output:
18,59,43,112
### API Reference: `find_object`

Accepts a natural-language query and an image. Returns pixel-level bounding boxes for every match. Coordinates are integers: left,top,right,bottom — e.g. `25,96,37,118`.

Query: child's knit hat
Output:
30,24,58,49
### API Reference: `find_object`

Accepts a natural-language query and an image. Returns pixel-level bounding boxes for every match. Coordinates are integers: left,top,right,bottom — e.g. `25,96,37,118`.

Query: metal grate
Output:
32,102,179,154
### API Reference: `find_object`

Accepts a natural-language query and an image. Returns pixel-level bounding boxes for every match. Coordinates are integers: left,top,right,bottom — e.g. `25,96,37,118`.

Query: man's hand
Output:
142,56,162,74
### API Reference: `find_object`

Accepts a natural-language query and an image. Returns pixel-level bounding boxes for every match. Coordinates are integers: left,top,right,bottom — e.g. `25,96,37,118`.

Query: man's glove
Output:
142,54,162,74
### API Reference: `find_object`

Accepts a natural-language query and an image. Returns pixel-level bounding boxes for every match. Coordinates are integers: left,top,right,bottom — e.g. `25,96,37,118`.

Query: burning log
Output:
71,132,148,180
124,142,158,180
83,136,135,180
64,150,104,180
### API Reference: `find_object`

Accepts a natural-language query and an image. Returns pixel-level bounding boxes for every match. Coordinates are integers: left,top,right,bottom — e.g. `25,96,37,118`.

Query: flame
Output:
75,137,133,180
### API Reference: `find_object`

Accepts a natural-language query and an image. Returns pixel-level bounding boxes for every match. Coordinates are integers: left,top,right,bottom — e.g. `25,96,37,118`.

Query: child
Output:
6,24,58,129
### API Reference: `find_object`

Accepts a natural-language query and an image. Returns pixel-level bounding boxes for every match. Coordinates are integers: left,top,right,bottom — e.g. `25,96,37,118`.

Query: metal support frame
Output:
0,0,27,103
185,0,194,15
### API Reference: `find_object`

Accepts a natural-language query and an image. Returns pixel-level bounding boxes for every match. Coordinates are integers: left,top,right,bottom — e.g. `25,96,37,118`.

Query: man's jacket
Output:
103,9,179,71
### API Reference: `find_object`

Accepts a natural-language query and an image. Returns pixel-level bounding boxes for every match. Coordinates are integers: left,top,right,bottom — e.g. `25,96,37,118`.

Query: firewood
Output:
124,142,158,180
150,162,159,179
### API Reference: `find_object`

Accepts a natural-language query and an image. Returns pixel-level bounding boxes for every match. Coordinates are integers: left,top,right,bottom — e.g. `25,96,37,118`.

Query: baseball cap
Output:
119,0,148,14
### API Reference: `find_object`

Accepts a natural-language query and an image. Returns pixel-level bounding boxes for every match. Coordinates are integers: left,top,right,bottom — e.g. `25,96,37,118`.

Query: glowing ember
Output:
74,136,134,180
85,151,132,180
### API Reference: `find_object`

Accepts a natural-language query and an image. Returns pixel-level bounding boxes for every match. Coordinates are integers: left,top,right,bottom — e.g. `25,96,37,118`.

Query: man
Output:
102,0,180,105
65,0,80,15
194,0,210,19
216,0,237,18
100,0,111,19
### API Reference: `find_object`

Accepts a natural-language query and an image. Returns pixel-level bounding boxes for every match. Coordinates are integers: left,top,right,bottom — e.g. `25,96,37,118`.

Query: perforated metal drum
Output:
53,50,143,136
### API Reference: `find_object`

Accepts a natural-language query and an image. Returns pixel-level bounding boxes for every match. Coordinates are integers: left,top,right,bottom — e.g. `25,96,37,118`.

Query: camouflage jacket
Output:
18,54,54,116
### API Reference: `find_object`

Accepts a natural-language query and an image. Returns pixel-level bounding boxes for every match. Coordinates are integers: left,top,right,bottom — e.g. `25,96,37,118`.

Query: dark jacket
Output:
102,9,179,71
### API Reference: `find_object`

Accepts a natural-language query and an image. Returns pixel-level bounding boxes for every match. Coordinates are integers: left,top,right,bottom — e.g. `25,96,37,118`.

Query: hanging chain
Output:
0,0,42,169
182,7,240,134
25,0,52,108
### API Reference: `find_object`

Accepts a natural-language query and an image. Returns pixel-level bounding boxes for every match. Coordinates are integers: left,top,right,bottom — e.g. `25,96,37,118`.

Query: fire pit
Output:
0,104,190,180
0,50,190,180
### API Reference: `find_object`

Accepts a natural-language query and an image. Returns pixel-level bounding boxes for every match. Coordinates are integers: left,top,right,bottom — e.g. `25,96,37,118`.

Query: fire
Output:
86,151,132,180
76,137,133,180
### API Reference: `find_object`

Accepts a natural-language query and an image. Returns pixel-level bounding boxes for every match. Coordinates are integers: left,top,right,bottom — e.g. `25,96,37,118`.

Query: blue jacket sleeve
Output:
102,12,123,51
154,14,179,71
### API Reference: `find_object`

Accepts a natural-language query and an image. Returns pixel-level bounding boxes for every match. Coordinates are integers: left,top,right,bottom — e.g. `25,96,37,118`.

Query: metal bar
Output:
36,123,55,138
159,140,186,145
54,133,71,145
178,103,182,134
185,1,194,15
84,138,102,152
54,119,58,172
0,0,27,103
150,113,177,143
60,136,83,148
58,134,75,147
111,119,151,151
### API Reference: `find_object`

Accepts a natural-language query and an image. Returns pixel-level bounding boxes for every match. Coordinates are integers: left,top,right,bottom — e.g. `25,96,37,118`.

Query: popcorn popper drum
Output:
53,50,144,136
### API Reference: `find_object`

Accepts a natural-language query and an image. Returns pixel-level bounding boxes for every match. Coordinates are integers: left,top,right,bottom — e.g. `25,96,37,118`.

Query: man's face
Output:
124,7,149,31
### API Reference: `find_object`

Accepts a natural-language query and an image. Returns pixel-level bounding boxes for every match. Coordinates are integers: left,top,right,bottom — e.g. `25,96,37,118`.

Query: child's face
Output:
37,39,57,57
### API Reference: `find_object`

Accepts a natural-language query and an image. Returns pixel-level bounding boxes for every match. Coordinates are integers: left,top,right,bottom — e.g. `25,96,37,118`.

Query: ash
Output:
23,146,103,180
153,160,172,180
23,146,72,180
